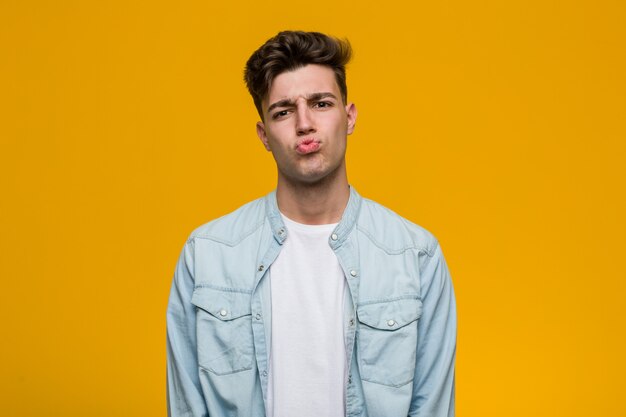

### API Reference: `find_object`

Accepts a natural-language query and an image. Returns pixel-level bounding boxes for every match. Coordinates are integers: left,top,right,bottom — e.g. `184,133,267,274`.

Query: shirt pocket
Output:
356,297,423,387
191,286,254,376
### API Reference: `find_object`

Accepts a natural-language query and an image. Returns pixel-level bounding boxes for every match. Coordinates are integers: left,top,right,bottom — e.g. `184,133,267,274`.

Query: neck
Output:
276,165,350,225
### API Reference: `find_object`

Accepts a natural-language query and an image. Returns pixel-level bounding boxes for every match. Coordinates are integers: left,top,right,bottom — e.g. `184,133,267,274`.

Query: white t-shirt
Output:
266,214,347,417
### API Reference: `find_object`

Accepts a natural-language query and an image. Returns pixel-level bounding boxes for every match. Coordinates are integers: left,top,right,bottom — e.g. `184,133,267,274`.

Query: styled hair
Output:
244,31,352,119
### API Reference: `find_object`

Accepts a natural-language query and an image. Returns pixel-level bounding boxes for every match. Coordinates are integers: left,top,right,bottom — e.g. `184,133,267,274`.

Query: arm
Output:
409,243,457,417
166,239,209,417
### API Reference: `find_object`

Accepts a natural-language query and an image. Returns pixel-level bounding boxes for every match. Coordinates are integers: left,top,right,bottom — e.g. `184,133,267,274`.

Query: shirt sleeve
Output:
166,239,209,417
409,242,457,417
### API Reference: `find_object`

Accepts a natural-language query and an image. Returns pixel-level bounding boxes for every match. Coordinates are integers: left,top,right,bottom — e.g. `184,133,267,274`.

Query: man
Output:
166,31,456,417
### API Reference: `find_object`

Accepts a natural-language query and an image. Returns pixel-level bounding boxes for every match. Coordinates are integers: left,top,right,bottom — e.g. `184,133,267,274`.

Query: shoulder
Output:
356,197,439,257
187,195,266,246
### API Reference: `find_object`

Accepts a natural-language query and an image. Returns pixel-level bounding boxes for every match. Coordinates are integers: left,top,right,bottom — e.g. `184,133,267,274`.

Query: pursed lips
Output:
295,138,320,155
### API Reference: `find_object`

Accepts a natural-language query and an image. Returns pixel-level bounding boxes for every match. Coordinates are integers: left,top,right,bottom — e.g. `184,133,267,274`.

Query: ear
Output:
345,102,358,135
256,121,271,151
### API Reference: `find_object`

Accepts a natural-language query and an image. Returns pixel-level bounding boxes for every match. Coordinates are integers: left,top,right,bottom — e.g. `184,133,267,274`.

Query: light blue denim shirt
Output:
166,187,456,417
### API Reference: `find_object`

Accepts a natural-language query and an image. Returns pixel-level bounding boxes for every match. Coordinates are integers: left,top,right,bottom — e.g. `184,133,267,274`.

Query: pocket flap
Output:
191,286,252,321
357,297,423,330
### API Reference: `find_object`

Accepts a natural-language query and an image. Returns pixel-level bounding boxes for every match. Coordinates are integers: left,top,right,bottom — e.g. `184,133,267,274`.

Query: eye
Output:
272,110,290,120
314,101,333,109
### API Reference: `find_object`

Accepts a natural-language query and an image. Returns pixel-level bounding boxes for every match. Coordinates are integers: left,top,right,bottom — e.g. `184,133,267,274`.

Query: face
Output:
256,64,357,186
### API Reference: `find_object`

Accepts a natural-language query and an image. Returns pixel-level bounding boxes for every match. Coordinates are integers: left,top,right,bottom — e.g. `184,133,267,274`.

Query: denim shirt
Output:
166,187,456,417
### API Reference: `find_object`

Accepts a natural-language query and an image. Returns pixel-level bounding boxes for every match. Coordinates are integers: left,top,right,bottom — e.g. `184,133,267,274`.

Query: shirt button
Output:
348,375,352,384
255,313,262,320
387,319,396,327
262,370,268,377
258,264,265,272
278,228,285,236
219,309,227,317
349,318,355,326
331,233,338,241
349,270,357,277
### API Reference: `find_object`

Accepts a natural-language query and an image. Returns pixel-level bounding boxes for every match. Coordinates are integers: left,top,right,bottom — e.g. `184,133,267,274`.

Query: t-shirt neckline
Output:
280,212,339,234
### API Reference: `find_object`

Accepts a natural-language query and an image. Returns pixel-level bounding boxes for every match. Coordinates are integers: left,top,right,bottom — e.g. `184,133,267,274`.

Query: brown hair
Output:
244,31,352,119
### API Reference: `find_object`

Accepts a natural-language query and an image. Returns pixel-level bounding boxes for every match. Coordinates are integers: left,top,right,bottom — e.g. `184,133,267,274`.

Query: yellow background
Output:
2,1,625,415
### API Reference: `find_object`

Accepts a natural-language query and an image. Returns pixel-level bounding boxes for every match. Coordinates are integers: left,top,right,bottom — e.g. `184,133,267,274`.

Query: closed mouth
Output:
295,138,320,154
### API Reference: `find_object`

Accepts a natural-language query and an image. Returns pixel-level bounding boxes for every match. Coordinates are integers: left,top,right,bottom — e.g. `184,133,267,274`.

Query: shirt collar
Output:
264,186,362,247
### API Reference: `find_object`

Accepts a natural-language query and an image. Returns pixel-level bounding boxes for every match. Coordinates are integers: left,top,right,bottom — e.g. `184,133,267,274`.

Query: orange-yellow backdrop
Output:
2,1,625,416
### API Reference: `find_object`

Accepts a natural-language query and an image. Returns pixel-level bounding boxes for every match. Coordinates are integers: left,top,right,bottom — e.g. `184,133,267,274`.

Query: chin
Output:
298,166,342,186
280,168,327,186
280,158,344,186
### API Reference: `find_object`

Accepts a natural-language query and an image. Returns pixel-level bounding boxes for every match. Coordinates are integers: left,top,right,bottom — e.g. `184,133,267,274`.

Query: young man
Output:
166,31,456,417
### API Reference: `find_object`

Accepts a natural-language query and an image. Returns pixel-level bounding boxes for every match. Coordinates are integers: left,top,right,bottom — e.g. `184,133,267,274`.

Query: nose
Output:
295,105,315,136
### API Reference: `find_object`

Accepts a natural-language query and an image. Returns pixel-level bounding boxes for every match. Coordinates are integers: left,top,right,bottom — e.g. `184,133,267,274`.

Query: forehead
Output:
265,64,340,104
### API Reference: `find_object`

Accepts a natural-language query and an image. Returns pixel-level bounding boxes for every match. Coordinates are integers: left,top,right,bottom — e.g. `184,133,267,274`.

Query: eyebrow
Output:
267,92,338,113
